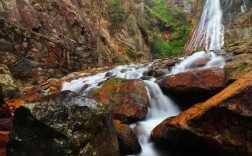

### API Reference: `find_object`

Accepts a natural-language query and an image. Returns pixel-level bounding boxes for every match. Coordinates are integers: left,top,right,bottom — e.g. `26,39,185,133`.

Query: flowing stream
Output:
61,0,228,155
186,0,224,52
61,51,226,156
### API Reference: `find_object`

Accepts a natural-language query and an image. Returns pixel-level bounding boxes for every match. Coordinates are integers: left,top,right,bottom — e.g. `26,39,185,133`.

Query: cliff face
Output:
0,0,197,86
222,0,252,53
0,0,97,87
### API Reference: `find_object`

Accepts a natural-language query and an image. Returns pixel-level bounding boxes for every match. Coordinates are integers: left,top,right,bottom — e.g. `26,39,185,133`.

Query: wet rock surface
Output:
113,120,141,155
157,67,226,107
91,78,149,124
7,91,120,156
152,72,252,156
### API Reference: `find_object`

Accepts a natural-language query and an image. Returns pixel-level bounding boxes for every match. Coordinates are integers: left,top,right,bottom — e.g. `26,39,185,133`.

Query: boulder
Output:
91,78,149,124
7,91,120,156
113,120,141,155
157,67,226,108
152,72,252,156
112,104,148,124
10,58,37,79
0,64,21,101
146,69,166,78
188,58,210,68
225,54,252,83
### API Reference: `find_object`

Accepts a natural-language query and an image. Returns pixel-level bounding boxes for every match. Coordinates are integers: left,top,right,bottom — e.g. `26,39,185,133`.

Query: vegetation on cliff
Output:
144,0,193,58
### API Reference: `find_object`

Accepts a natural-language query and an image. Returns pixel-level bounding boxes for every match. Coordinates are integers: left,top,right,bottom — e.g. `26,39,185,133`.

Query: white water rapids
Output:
61,51,226,156
187,0,224,52
61,1,228,155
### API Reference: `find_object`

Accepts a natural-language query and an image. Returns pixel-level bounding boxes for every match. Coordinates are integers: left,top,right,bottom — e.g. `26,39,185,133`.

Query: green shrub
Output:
125,46,142,59
145,0,193,58
127,14,139,35
108,0,125,28
151,37,172,59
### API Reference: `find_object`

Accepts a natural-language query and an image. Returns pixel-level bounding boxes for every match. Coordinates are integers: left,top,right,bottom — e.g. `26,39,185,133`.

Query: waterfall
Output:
187,0,224,52
241,0,249,12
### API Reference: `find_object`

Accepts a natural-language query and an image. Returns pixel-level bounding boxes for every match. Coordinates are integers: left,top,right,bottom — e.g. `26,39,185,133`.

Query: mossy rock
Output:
7,91,120,156
91,78,149,124
224,54,252,83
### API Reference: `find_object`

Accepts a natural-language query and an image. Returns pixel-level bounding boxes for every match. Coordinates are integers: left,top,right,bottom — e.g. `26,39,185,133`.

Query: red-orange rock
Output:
113,120,141,155
6,99,25,112
112,104,148,124
25,92,45,102
0,131,9,147
91,78,149,123
0,105,11,118
190,58,210,68
158,67,226,107
0,118,12,131
0,147,6,156
152,72,252,155
0,85,4,106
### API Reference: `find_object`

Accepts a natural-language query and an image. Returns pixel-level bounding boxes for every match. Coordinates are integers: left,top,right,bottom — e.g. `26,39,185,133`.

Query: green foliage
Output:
127,14,139,35
105,78,126,86
125,46,142,59
238,63,248,71
143,0,193,59
108,0,125,28
118,54,129,64
151,37,172,58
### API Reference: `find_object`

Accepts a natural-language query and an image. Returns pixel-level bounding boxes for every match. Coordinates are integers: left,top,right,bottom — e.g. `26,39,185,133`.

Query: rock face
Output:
152,72,252,156
7,91,120,156
0,17,93,86
225,54,252,83
0,64,21,101
224,3,252,54
91,78,149,124
113,120,141,155
157,67,226,107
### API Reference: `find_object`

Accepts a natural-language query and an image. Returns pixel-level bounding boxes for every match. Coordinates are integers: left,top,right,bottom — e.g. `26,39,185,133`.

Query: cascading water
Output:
60,1,231,155
241,0,249,12
61,51,226,156
187,0,224,52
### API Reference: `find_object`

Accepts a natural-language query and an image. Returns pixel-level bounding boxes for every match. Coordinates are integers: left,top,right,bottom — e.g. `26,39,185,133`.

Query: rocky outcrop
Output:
7,91,120,156
152,72,252,156
91,78,149,124
113,120,141,155
224,4,252,52
157,67,226,107
225,54,252,83
0,64,21,101
0,17,94,86
165,0,202,19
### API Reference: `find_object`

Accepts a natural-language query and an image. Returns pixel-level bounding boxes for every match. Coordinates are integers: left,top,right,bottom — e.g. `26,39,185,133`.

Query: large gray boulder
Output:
7,91,120,156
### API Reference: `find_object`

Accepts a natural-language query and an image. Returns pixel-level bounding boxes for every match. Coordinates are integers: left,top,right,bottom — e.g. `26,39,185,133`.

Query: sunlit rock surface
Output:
157,67,226,107
152,72,252,156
